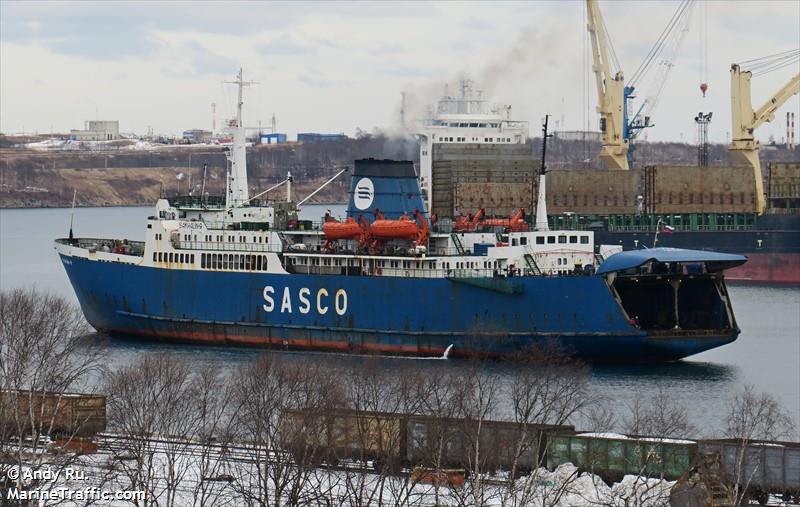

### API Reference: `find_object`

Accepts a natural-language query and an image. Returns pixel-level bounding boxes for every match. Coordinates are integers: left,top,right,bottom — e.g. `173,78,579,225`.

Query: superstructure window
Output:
569,236,578,244
580,235,589,244
547,236,555,244
536,237,545,245
558,236,567,244
153,253,157,262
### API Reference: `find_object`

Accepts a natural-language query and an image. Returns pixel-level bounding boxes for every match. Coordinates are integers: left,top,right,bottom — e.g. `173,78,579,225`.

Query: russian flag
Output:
662,224,675,234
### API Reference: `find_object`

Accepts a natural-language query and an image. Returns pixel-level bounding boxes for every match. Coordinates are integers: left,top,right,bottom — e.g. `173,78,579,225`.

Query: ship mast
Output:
535,115,551,231
224,68,256,208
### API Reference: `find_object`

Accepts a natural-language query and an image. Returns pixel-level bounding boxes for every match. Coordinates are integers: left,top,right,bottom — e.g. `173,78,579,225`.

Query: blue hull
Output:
59,254,738,361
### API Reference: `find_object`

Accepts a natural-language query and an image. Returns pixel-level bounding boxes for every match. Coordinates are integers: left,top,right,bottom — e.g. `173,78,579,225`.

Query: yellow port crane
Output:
729,63,800,214
586,0,628,171
586,0,693,171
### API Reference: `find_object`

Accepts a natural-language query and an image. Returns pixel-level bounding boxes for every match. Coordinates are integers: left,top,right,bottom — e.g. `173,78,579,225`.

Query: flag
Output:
662,224,675,234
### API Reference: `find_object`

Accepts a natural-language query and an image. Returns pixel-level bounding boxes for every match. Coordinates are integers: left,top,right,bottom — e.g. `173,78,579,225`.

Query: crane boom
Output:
586,0,629,170
729,63,800,214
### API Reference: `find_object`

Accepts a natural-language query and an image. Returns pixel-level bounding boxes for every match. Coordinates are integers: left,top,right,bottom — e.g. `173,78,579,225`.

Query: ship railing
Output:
173,240,283,253
608,224,754,232
57,238,146,256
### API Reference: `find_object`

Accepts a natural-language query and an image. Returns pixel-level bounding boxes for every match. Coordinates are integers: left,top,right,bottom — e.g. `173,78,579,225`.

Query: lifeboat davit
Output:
481,209,528,232
453,207,485,232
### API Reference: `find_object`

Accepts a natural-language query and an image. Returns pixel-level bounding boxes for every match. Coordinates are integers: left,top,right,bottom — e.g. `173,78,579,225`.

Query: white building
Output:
70,120,120,141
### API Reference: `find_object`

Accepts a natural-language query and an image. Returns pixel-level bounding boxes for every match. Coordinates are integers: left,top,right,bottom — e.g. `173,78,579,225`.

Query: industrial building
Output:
260,133,287,144
297,132,348,143
182,129,213,143
70,120,120,141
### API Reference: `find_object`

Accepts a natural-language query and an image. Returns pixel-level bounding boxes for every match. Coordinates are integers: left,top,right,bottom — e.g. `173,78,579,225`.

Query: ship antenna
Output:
534,115,552,231
201,163,208,204
68,189,77,242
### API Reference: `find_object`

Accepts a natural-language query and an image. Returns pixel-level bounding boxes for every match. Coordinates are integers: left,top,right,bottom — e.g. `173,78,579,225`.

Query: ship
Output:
417,81,799,285
54,70,748,362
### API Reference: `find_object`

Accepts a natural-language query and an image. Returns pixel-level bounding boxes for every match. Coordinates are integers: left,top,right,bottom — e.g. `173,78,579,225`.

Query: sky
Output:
1,0,798,144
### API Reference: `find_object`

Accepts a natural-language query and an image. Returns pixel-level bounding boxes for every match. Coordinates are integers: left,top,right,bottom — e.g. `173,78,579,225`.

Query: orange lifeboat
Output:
323,217,362,240
369,209,430,251
371,212,420,240
322,214,371,252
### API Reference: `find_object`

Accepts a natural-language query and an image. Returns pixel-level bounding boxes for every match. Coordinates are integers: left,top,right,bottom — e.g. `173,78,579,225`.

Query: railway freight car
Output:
279,409,572,473
544,432,696,482
0,389,106,438
698,439,800,504
405,415,571,473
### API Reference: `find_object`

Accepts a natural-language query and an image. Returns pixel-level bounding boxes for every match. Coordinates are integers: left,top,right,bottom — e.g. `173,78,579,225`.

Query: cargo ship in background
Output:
417,81,799,285
54,71,747,362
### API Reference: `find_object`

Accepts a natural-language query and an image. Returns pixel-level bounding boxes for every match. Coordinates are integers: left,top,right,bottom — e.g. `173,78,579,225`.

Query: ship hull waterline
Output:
58,253,738,363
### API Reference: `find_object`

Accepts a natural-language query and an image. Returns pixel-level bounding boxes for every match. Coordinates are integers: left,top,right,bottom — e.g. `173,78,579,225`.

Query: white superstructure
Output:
417,79,530,212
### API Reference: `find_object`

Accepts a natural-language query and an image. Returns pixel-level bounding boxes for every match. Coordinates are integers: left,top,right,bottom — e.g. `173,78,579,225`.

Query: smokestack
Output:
791,112,796,150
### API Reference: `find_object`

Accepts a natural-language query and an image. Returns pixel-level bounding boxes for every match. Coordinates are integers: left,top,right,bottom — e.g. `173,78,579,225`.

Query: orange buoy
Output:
700,82,708,97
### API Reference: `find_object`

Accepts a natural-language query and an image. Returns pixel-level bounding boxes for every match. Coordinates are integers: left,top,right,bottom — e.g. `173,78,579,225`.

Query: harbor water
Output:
1,205,798,437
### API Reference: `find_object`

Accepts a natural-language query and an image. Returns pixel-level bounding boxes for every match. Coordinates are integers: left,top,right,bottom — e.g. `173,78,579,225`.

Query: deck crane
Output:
729,58,800,214
586,0,694,170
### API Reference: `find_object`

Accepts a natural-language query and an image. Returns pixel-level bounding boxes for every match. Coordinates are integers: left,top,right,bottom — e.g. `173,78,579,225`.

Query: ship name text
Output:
262,286,347,316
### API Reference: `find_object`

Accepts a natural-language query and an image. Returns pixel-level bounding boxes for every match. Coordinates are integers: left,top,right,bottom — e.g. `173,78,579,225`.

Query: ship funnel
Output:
347,159,428,220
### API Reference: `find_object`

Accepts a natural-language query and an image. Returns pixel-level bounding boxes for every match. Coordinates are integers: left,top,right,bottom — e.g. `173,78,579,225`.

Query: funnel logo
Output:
354,177,374,210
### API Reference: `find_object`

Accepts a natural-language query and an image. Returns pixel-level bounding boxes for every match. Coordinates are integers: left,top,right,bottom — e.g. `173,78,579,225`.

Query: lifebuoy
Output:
376,268,383,275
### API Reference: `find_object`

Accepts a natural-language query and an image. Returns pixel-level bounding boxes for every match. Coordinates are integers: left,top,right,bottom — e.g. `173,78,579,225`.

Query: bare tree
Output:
228,355,344,507
190,363,237,507
499,351,593,507
415,367,468,506
449,364,500,507
722,385,795,506
104,353,201,506
0,288,103,502
623,387,695,438
336,359,422,507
